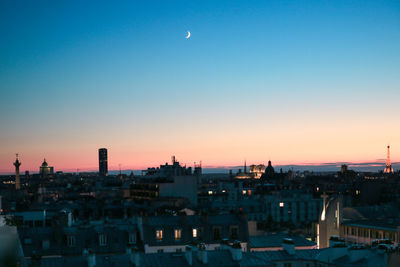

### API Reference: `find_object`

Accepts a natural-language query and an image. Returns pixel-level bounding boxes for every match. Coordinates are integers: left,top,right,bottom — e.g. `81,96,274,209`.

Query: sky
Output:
0,0,400,173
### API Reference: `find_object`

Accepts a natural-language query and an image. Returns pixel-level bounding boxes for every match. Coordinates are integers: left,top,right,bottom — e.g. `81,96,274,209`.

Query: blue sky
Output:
0,0,399,172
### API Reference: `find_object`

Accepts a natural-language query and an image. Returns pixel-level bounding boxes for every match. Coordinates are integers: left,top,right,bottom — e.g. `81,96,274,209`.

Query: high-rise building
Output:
384,145,394,174
14,154,21,190
99,148,108,176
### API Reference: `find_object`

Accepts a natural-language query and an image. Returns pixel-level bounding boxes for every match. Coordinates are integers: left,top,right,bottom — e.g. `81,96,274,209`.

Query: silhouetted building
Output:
341,164,348,174
265,160,275,176
14,154,21,190
144,156,194,178
39,158,54,178
384,145,394,174
98,148,108,176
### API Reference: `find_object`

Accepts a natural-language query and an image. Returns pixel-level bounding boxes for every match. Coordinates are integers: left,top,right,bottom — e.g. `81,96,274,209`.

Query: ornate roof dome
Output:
41,158,48,167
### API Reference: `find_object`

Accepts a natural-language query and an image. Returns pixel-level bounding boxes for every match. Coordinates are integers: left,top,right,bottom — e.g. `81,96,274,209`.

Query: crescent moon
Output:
185,31,191,39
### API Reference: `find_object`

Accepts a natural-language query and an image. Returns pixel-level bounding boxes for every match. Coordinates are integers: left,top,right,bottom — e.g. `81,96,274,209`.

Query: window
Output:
279,202,285,207
99,233,107,246
67,235,76,247
193,228,198,238
128,232,136,244
157,249,164,253
174,229,182,240
213,227,221,240
230,226,239,239
284,263,292,267
176,248,182,253
156,229,163,241
42,240,50,250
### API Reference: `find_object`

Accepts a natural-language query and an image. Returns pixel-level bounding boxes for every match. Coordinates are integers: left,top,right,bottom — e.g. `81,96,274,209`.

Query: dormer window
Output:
99,233,107,246
230,226,239,239
192,228,198,238
156,229,163,241
67,235,76,247
174,229,182,241
213,227,221,240
128,232,136,244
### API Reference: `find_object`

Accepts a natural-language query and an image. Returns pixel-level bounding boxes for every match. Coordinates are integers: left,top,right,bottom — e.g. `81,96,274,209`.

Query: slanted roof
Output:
250,233,316,248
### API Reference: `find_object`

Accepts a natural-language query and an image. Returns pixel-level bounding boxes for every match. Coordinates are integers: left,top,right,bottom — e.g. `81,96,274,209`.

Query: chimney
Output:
128,247,140,266
197,243,208,264
87,252,96,267
185,245,193,266
230,241,242,261
282,238,295,255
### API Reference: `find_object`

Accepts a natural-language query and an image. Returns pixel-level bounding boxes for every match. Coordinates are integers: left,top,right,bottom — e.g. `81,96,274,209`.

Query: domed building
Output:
39,158,54,178
260,160,275,181
265,160,275,176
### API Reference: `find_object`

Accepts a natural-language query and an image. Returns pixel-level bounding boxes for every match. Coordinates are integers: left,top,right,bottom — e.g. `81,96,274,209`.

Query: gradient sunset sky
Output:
1,0,400,173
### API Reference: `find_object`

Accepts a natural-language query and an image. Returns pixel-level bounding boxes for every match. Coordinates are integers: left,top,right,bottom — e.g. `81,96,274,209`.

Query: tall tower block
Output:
14,154,21,190
98,148,108,176
384,145,394,174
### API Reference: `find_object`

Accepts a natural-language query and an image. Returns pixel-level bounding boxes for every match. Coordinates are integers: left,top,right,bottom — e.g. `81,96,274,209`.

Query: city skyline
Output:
0,146,398,174
1,1,400,172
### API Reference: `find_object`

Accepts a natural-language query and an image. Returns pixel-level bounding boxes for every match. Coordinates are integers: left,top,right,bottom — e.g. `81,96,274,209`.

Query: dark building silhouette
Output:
14,154,21,190
384,145,394,174
265,160,275,176
98,148,108,176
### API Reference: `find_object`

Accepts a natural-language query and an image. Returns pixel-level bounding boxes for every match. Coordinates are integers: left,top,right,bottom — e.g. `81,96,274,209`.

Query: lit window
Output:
242,190,247,195
156,229,163,241
316,187,319,192
174,229,182,240
248,190,252,196
222,189,226,193
193,228,198,238
208,190,213,195
279,202,284,207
